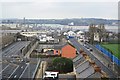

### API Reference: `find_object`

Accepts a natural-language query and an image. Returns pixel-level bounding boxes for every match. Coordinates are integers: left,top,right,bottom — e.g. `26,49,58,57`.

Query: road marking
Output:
21,66,23,68
0,63,10,73
8,65,19,79
19,64,29,79
14,75,17,78
2,42,20,56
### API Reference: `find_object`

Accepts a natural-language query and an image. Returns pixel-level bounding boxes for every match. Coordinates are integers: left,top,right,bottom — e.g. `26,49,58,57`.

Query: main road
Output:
1,41,30,79
2,41,30,57
69,38,117,78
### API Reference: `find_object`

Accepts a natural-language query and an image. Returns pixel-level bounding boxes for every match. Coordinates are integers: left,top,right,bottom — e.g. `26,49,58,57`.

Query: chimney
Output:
90,61,95,66
94,65,101,72
79,49,84,53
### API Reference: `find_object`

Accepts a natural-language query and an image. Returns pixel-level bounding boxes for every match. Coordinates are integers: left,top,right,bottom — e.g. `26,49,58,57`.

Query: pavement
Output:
35,61,47,79
84,42,120,76
69,38,118,78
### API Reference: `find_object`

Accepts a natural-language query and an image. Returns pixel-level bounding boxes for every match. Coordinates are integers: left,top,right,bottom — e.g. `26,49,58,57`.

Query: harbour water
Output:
38,24,118,33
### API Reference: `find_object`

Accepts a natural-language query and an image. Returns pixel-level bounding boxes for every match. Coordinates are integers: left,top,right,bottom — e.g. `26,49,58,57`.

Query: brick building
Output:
54,43,76,58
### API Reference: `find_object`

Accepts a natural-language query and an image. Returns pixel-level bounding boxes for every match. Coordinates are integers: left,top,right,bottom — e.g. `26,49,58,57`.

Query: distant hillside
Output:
1,18,118,26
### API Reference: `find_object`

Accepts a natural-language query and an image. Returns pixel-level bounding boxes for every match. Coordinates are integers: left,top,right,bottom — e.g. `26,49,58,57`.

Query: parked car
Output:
89,48,93,52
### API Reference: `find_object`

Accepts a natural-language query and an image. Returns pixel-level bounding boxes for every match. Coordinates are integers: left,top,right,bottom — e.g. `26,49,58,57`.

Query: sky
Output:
0,0,119,19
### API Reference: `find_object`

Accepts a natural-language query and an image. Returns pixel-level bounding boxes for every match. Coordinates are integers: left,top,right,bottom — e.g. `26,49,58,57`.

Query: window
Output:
56,51,58,54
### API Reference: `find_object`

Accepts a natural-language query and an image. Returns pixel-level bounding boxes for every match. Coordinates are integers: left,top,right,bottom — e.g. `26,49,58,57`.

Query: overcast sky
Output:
1,0,119,19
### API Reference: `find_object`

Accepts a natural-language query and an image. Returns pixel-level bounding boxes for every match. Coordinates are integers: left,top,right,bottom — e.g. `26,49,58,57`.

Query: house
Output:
54,43,77,59
73,51,108,78
61,44,76,58
88,24,106,42
75,30,85,41
54,45,61,55
94,32,100,42
67,30,76,37
73,54,85,67
74,59,107,78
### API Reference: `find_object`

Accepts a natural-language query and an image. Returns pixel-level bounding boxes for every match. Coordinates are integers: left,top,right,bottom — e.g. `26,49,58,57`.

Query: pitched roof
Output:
73,54,83,62
73,54,85,66
75,60,90,74
54,42,76,49
76,66,95,78
88,72,102,78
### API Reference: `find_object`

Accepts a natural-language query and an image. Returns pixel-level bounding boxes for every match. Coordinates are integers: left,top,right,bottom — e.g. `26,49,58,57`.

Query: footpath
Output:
35,61,47,79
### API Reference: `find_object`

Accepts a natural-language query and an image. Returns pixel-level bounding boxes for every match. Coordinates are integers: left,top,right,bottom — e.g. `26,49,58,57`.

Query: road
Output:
84,42,120,76
69,38,117,78
1,41,41,79
8,62,28,79
2,41,30,57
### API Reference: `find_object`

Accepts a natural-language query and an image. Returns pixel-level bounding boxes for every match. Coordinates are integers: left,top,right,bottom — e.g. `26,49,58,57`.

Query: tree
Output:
89,24,95,44
50,57,73,73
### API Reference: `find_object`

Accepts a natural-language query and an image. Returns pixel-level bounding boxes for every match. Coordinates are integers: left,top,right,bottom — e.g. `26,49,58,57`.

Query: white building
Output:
20,32,37,37
76,30,85,41
94,33,100,42
67,31,76,36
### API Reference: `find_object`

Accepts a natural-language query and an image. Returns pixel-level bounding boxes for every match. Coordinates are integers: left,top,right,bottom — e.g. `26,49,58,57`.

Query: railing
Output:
95,45,120,66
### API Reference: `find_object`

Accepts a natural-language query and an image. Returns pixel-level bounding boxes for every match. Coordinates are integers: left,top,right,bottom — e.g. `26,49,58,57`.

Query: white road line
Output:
14,75,17,78
8,65,19,79
0,63,10,73
19,64,29,79
2,42,20,56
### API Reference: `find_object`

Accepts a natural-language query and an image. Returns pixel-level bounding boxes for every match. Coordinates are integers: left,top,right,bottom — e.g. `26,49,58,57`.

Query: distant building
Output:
68,22,74,26
67,30,76,37
75,30,85,41
88,24,106,43
20,31,37,37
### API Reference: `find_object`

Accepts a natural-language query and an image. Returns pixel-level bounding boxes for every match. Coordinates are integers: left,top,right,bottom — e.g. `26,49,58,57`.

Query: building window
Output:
56,51,58,54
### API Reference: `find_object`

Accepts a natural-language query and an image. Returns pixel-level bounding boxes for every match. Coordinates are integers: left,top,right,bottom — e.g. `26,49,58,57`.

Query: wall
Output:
54,49,61,55
61,45,76,58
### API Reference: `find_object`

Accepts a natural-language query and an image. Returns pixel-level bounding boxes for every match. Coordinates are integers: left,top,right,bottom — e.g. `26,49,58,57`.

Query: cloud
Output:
1,2,118,19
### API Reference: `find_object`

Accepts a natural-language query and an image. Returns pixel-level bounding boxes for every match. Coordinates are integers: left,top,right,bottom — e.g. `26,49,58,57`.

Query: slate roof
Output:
75,60,90,74
76,66,95,78
88,72,102,78
73,54,83,62
54,42,76,49
73,54,85,67
73,54,104,78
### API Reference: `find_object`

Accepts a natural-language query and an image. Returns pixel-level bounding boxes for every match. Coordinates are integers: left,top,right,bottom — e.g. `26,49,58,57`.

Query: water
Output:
38,24,118,33
0,24,118,33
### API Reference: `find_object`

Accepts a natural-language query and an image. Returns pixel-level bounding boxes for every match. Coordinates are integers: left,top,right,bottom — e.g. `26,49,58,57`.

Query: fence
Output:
95,44,120,66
